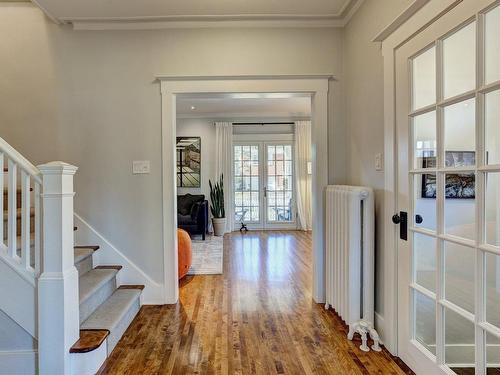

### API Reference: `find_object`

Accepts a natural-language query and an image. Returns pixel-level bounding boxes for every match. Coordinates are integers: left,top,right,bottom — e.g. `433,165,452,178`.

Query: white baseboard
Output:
0,350,37,375
74,213,165,304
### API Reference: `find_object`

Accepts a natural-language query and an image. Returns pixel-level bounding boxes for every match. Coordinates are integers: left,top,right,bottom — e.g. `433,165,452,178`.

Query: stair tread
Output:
79,268,119,305
74,245,99,251
70,329,109,354
81,289,141,331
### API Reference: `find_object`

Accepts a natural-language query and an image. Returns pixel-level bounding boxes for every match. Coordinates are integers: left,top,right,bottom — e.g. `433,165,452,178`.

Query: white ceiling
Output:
176,94,311,119
31,0,363,29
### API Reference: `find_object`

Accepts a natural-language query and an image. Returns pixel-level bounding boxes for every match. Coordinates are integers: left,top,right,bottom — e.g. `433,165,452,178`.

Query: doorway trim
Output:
158,75,330,305
378,0,473,356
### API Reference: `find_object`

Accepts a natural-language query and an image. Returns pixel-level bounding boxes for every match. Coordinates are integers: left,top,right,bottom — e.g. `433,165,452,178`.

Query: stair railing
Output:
0,137,43,280
0,136,80,374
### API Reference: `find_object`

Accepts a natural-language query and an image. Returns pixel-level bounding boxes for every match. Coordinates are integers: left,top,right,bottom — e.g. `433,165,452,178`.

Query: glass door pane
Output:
442,21,476,99
234,145,261,225
265,144,294,224
399,3,500,373
485,4,500,84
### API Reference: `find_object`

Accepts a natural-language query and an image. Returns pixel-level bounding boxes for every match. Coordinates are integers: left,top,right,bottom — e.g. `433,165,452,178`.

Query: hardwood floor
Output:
99,231,411,375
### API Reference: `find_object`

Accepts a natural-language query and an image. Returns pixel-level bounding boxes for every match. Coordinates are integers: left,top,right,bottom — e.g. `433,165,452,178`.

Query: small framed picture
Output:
421,151,475,199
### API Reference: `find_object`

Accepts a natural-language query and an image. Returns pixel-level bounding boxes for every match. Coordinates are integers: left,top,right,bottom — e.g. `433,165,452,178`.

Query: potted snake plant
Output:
209,174,226,236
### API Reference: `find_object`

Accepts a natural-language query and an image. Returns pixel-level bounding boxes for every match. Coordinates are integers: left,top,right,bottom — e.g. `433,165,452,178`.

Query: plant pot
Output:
212,217,226,236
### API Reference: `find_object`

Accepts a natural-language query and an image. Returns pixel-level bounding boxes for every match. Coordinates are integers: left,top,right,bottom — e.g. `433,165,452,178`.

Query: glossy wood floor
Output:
99,231,411,375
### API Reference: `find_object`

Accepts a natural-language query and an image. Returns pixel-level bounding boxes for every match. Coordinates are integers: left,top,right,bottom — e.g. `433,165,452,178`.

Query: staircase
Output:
0,138,145,375
71,246,143,357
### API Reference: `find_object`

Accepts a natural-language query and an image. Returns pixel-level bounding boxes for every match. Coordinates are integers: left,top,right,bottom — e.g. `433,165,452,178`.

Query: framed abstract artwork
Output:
176,137,201,188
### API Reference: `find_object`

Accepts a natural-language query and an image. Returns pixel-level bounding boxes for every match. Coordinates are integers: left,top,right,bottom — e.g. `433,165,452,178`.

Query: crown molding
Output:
45,0,365,30
30,0,60,24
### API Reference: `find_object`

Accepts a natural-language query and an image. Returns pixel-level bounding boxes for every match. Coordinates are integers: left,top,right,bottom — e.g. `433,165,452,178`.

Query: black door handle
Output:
392,211,408,241
415,214,423,224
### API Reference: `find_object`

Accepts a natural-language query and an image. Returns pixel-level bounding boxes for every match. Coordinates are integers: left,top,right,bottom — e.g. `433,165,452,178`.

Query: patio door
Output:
395,1,500,374
233,142,296,230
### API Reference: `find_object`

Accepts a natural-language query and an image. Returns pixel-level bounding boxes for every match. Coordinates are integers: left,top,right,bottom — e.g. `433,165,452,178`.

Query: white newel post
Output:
37,162,79,375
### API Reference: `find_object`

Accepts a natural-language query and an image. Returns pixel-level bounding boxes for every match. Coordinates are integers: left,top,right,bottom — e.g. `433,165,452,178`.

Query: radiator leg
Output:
359,329,370,352
368,327,382,352
347,324,356,341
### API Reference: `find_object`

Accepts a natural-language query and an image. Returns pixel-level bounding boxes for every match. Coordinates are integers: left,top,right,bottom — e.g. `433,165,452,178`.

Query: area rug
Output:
187,235,224,275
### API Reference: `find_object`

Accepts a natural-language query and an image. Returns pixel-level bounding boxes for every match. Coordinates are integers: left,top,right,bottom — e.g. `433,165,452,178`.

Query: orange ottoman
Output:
177,229,192,280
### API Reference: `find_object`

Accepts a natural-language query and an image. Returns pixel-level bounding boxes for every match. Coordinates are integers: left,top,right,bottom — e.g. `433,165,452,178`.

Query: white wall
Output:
0,3,345,284
343,0,413,325
176,118,216,199
0,3,60,164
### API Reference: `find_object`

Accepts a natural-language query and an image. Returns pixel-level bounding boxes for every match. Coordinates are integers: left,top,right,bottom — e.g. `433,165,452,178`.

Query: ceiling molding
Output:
41,0,365,30
29,0,60,24
339,0,365,26
72,18,345,30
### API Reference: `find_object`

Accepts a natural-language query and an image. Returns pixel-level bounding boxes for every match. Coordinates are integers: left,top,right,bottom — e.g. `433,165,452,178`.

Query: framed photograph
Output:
176,137,201,188
421,151,475,199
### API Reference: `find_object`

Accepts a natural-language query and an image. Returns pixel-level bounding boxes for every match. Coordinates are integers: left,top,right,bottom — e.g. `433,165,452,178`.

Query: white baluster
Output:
0,152,3,248
34,182,41,275
7,159,17,258
21,170,31,270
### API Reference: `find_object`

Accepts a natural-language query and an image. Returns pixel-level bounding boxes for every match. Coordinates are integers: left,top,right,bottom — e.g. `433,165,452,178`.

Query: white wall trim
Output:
59,0,364,30
372,0,431,42
74,213,165,304
0,350,37,375
377,0,466,356
156,74,336,81
72,18,344,30
159,75,330,305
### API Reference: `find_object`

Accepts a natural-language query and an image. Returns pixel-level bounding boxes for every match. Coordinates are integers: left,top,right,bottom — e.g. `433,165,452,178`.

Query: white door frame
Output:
377,0,497,356
158,75,330,304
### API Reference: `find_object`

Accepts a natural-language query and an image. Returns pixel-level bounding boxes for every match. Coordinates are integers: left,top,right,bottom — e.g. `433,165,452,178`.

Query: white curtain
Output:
215,122,234,233
294,121,312,231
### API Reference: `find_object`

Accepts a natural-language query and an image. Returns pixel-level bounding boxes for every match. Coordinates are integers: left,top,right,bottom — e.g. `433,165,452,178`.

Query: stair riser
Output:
75,256,93,276
3,215,35,238
80,277,116,325
106,297,140,355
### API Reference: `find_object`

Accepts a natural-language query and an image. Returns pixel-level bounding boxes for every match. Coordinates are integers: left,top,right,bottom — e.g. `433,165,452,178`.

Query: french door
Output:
233,142,296,230
396,1,500,374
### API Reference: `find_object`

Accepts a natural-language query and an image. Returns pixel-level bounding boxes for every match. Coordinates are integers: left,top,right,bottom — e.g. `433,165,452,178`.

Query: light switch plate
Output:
375,153,383,171
132,160,150,174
